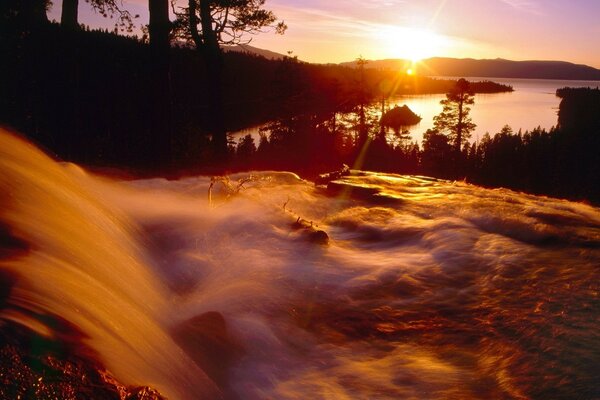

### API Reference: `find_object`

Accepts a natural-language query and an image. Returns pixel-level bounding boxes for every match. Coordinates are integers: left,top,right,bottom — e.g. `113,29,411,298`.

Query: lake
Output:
232,78,600,144
391,77,600,143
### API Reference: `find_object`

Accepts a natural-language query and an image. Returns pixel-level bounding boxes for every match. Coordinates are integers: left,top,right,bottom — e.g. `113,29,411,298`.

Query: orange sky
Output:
48,0,600,68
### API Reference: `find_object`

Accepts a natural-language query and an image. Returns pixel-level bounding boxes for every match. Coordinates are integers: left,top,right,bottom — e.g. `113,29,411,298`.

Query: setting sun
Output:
375,27,448,61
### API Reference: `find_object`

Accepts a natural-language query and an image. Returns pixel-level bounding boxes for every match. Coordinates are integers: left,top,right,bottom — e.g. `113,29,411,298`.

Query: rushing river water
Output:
1,129,599,399
233,78,600,145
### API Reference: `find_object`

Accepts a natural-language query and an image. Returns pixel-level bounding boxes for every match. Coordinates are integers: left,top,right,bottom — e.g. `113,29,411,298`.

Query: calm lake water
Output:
232,78,600,144
391,77,600,143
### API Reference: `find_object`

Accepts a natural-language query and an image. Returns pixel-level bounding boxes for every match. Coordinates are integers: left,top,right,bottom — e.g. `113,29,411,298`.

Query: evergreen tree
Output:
173,0,286,159
433,78,476,152
355,56,369,146
421,128,453,178
236,134,256,161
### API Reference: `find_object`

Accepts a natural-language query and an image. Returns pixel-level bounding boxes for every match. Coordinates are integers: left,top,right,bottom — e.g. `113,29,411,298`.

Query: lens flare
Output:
374,27,449,61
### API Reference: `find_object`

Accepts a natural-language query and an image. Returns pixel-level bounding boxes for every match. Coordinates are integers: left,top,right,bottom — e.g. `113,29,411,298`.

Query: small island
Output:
381,105,423,131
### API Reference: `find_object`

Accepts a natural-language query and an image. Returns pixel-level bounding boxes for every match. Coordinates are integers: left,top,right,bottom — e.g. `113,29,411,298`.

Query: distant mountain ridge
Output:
223,44,287,60
340,57,600,81
218,44,600,81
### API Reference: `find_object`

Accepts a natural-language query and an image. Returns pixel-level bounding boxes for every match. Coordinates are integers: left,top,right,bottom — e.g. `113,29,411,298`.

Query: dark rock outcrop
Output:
0,325,167,400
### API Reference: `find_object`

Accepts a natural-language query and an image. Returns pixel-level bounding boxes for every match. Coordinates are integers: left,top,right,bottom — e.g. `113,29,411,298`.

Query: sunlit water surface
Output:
391,78,600,142
233,78,600,144
1,130,599,399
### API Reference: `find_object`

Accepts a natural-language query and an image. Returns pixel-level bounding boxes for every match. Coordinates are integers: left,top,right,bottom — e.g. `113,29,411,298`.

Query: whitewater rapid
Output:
1,130,599,399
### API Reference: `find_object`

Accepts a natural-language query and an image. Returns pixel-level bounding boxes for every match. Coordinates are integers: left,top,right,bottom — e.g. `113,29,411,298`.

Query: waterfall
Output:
2,129,599,399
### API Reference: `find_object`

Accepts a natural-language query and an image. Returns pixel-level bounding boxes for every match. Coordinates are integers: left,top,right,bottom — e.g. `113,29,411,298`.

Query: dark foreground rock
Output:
173,311,243,391
0,325,166,400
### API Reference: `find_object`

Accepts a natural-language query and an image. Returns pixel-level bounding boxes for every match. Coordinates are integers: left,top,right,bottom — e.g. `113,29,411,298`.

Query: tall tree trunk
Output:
61,0,79,29
456,98,464,153
379,95,386,141
148,0,172,168
198,0,228,160
356,59,369,147
149,0,170,52
358,103,368,146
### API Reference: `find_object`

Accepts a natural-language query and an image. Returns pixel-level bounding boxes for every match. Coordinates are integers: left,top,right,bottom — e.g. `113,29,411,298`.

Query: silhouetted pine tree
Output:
433,78,476,153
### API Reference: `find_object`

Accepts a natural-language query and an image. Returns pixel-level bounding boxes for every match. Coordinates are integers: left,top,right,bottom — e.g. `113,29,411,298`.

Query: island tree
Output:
173,0,286,158
433,78,476,153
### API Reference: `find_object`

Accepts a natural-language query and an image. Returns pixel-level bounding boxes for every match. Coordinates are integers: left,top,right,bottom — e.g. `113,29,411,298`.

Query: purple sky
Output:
48,0,600,67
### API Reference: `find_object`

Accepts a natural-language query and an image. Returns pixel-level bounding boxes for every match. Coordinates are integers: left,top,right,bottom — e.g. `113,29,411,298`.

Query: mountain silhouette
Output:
223,44,288,60
340,57,600,80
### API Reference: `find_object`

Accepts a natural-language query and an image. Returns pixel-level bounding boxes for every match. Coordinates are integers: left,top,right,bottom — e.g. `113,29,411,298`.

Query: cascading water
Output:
0,131,220,399
1,129,599,399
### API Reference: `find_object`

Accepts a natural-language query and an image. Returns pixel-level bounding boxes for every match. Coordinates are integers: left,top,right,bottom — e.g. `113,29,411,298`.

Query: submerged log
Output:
291,217,330,245
315,164,351,186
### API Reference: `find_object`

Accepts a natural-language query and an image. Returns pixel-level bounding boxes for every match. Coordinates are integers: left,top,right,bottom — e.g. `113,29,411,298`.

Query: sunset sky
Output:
48,0,600,67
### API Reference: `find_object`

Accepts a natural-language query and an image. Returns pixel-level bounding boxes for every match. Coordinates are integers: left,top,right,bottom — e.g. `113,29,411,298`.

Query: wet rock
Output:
127,386,166,399
0,223,29,258
0,325,167,400
172,311,243,391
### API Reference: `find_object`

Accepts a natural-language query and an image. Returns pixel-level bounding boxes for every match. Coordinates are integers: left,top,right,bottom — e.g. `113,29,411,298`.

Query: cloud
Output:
498,0,543,15
349,0,407,8
269,4,406,38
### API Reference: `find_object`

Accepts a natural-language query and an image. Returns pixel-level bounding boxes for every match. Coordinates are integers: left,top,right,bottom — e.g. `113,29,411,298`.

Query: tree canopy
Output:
171,0,286,158
433,78,476,152
172,0,286,48
61,0,138,32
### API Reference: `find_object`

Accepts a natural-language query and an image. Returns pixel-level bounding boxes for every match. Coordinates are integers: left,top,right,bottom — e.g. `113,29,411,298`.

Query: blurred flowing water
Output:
1,130,599,399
